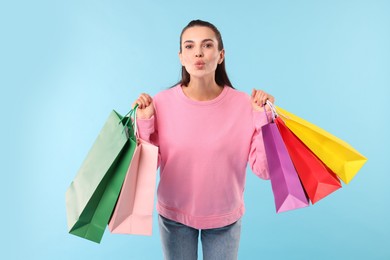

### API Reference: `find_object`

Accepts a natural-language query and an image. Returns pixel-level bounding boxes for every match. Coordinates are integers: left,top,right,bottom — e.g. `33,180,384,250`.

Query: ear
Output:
178,51,184,66
218,49,225,64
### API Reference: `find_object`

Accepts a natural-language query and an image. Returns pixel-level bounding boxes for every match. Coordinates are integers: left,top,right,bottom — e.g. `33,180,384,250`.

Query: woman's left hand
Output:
251,89,275,111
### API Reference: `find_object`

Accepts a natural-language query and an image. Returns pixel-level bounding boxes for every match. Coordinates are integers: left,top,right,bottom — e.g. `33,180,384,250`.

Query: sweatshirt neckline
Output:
175,84,229,106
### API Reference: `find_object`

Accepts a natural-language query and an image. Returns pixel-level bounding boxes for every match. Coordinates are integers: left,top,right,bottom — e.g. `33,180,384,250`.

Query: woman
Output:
134,20,274,260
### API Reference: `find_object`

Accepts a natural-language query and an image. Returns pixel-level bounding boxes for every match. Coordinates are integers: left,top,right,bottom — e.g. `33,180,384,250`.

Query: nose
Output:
195,47,203,57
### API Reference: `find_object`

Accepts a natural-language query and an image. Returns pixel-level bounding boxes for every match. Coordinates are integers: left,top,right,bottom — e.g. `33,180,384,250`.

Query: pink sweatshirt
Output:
137,85,270,229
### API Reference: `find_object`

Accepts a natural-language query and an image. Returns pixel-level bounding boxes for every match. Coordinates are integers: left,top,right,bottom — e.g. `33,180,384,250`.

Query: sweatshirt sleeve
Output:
137,116,155,142
137,115,161,168
248,110,272,180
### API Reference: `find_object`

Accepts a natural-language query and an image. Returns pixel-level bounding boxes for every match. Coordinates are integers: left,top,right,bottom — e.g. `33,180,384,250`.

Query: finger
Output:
133,94,147,109
268,94,275,104
255,91,266,106
265,94,274,105
251,89,256,99
141,93,152,103
138,94,152,108
252,91,259,105
144,94,153,105
262,93,268,105
138,95,147,106
259,91,271,105
135,98,144,109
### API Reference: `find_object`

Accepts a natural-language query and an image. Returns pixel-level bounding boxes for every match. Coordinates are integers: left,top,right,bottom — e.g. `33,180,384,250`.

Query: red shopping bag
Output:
275,117,341,204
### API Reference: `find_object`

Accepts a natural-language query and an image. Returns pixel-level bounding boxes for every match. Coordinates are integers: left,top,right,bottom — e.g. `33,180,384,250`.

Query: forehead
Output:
181,26,217,42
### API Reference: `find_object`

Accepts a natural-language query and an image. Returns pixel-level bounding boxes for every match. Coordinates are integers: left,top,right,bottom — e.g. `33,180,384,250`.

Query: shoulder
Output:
225,86,251,104
153,84,179,102
222,87,253,116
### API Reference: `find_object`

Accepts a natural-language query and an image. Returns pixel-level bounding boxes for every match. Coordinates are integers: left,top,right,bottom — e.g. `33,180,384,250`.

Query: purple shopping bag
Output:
262,106,309,213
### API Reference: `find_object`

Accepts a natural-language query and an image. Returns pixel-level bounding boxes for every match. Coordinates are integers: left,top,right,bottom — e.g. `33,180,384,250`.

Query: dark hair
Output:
175,20,234,88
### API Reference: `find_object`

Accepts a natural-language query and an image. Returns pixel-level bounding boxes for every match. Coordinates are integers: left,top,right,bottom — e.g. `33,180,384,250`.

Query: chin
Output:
189,70,212,78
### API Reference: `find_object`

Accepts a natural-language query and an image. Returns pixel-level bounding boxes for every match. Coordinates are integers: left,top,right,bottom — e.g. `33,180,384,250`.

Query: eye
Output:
184,44,193,49
203,43,213,48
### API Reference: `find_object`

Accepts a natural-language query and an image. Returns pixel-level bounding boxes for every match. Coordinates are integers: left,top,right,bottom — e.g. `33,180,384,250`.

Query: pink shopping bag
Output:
108,138,158,235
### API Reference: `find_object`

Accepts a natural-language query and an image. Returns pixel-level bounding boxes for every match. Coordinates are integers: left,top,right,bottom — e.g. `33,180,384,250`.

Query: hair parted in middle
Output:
176,19,234,89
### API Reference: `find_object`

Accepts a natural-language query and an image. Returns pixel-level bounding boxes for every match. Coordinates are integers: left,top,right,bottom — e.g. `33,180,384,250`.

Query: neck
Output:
183,77,223,101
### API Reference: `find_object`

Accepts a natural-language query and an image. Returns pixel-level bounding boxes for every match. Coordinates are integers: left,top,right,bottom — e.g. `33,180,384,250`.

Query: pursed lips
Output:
194,60,205,68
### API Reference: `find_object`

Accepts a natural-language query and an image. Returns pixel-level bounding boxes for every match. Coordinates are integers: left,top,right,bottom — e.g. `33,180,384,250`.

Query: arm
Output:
248,110,271,180
133,93,155,142
133,93,161,166
248,89,275,179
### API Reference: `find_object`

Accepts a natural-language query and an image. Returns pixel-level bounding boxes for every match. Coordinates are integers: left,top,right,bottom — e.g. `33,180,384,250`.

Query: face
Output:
179,26,225,80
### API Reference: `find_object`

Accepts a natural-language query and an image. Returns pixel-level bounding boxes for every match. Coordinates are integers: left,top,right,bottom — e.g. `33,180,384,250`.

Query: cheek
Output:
207,56,220,69
208,51,221,62
180,53,191,66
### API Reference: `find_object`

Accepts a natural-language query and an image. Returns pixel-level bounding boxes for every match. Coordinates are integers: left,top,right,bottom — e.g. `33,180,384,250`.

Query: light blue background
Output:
1,0,389,259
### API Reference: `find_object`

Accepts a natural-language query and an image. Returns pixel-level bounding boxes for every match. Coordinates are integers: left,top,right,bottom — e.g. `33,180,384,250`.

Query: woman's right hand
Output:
133,93,155,119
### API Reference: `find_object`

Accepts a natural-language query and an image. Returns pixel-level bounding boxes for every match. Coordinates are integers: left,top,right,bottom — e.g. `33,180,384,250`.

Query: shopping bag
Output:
66,109,137,243
275,117,341,204
275,106,367,184
108,137,158,235
262,108,309,213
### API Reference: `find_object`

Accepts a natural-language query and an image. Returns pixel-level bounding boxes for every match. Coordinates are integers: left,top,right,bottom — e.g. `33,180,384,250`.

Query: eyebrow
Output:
183,38,215,44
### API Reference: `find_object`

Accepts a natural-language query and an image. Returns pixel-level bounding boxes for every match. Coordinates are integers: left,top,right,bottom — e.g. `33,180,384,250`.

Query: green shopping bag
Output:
66,109,137,243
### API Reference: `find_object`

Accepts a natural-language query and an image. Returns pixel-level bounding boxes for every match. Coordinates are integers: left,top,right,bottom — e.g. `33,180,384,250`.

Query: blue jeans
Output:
158,215,242,260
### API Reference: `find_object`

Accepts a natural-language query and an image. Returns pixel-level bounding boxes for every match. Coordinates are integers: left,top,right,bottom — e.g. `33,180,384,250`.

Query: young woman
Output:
134,20,274,260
